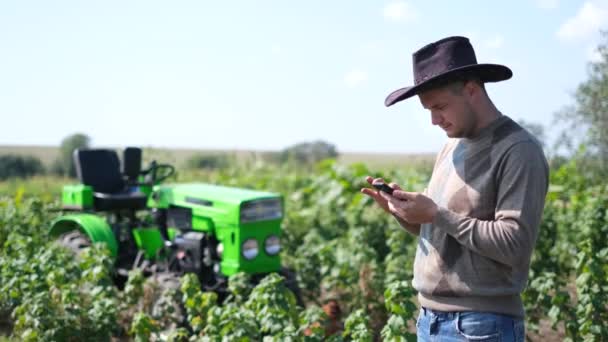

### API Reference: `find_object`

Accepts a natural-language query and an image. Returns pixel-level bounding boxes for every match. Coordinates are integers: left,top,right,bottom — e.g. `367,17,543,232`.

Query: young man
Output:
361,36,548,341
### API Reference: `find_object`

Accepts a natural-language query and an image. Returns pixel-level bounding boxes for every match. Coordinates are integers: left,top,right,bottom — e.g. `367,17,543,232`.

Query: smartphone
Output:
372,182,394,195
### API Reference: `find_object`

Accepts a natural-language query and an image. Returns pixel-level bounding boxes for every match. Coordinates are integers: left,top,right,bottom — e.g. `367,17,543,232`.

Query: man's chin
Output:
442,125,457,138
445,131,463,138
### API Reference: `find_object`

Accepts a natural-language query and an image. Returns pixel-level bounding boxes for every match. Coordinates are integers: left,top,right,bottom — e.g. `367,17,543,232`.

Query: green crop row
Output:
0,158,606,341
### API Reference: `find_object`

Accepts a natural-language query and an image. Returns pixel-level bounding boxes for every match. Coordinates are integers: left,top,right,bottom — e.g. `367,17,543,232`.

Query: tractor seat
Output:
93,190,148,211
74,149,148,211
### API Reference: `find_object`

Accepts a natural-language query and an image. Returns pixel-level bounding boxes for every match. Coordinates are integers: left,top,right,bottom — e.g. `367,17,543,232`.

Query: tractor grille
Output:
240,198,282,223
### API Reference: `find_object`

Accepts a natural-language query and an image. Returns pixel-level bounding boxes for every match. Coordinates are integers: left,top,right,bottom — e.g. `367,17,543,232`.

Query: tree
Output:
52,133,91,177
517,119,546,149
0,155,45,180
555,31,608,172
279,140,339,165
184,153,232,170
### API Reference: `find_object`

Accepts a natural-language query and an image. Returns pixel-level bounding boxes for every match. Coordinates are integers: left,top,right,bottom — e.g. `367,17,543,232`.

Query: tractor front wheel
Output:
145,272,186,330
57,230,91,256
281,267,304,307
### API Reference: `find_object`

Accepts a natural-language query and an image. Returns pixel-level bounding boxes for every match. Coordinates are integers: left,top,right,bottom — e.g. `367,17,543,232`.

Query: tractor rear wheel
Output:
57,230,91,256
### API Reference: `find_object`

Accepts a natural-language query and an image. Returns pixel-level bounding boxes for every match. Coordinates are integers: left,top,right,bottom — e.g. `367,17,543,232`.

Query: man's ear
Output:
464,80,480,100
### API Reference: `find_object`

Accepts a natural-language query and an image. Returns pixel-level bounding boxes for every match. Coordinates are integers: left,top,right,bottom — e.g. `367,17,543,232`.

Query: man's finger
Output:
367,176,385,185
379,191,396,201
361,188,384,201
392,190,416,200
361,188,376,197
388,182,402,190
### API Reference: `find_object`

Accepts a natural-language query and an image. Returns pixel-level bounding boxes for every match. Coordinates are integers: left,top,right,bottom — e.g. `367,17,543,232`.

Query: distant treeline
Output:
0,137,339,180
184,140,338,170
0,155,46,180
0,133,90,181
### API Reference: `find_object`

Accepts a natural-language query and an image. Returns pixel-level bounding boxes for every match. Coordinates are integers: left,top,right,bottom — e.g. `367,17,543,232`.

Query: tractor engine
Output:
155,206,220,283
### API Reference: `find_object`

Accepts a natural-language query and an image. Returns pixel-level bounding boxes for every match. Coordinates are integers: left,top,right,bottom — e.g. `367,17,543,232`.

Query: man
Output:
361,36,548,341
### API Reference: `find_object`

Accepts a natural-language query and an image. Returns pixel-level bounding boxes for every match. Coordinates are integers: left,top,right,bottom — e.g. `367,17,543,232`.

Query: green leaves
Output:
227,272,253,304
123,270,146,307
573,189,608,340
181,273,217,334
130,312,160,342
246,273,299,336
0,197,120,341
343,309,373,341
380,282,417,342
6,156,608,341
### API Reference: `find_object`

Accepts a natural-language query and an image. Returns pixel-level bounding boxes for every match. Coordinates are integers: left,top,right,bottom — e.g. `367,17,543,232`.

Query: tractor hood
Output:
149,183,284,227
154,183,279,205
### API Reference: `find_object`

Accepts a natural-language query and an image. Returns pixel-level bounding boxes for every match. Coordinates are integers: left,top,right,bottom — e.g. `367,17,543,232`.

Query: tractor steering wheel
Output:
143,161,176,184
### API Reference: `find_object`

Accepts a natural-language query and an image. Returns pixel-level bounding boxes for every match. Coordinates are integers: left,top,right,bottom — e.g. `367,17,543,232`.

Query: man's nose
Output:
431,112,443,126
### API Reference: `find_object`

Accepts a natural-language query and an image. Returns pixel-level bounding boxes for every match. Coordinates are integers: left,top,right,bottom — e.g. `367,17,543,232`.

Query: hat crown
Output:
413,36,478,85
383,35,512,107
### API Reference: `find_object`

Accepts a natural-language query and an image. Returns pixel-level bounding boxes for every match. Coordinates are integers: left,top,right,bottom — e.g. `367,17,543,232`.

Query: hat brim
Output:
384,63,512,107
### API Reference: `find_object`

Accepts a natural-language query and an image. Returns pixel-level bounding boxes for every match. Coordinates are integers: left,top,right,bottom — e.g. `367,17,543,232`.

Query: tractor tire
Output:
145,272,186,331
57,230,91,256
148,272,182,290
281,267,304,308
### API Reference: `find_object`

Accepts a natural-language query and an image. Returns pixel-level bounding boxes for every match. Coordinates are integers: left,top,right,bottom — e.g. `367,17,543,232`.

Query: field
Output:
0,147,606,341
0,145,435,169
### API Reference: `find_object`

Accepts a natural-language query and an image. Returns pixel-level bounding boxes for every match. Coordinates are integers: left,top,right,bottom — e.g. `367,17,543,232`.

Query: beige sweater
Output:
413,115,549,318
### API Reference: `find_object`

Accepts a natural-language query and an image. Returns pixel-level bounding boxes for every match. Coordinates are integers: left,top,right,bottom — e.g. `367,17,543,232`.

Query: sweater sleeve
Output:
432,141,549,267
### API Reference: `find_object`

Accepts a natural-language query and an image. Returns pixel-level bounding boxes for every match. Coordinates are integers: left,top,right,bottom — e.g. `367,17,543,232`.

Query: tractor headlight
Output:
240,198,283,223
242,239,259,260
264,235,280,255
216,243,223,258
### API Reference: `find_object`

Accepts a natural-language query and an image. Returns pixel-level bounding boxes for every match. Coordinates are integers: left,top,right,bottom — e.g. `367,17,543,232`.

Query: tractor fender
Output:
50,214,118,258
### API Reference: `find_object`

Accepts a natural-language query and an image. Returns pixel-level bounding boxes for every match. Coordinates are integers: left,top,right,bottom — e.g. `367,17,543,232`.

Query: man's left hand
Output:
380,190,438,224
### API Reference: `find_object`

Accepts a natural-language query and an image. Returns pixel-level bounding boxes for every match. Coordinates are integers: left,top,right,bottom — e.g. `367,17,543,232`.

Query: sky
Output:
0,0,606,154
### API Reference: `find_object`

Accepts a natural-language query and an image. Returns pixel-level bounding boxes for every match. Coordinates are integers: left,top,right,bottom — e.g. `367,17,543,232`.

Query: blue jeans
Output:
416,307,525,341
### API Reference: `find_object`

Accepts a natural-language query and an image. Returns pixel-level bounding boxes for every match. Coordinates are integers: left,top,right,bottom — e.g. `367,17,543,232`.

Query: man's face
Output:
418,82,477,138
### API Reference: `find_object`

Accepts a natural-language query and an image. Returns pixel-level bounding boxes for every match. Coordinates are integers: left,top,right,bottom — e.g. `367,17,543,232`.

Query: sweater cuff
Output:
432,206,461,235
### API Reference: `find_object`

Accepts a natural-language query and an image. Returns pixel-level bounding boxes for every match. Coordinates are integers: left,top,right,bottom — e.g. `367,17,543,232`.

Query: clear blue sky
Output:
0,1,605,153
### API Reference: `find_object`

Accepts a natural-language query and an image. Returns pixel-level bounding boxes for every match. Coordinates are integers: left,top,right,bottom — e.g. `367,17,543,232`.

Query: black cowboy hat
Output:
385,36,512,107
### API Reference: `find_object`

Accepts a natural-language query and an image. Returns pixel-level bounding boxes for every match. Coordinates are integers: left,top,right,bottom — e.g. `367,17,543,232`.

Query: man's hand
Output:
361,176,424,236
380,189,438,224
360,176,400,214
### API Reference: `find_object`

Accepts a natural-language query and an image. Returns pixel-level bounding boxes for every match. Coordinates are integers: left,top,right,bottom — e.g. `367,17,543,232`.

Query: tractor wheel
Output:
148,272,181,290
145,272,186,331
281,267,304,308
57,230,91,256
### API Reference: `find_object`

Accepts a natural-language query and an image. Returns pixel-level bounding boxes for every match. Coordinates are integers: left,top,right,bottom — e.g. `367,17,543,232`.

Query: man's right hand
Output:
361,176,421,236
360,176,401,213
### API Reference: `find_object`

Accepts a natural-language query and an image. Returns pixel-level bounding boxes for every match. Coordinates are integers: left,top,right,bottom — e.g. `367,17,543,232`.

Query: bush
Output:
52,133,91,177
279,140,339,165
184,153,231,170
0,155,45,180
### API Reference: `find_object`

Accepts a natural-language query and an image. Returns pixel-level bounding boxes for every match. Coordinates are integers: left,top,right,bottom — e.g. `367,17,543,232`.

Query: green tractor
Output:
50,147,299,301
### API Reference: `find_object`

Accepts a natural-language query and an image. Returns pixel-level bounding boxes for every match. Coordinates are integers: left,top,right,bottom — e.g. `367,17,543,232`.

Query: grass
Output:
0,176,70,198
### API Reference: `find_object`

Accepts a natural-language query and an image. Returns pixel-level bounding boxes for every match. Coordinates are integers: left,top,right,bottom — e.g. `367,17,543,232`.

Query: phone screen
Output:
372,182,394,195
